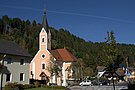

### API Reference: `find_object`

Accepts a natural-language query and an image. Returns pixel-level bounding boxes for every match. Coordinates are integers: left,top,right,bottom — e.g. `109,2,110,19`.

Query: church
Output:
29,9,77,86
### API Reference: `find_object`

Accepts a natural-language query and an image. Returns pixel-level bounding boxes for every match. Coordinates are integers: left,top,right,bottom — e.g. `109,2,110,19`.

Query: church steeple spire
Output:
42,7,49,33
40,6,51,50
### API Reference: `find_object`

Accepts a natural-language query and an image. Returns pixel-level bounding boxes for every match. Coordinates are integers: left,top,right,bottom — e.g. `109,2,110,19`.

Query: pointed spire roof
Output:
42,8,49,33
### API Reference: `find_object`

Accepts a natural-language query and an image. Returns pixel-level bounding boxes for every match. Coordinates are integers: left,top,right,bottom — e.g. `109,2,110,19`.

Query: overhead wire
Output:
0,4,135,24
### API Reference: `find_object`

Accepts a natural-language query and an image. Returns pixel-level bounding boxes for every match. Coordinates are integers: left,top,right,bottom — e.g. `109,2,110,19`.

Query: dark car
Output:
92,80,110,85
100,80,110,85
92,80,102,85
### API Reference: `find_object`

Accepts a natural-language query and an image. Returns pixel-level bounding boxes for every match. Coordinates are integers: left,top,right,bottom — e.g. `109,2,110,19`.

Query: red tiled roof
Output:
49,48,77,62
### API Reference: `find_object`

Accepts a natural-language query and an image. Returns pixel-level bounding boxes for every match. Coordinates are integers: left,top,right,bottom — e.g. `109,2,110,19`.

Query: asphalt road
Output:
69,85,127,90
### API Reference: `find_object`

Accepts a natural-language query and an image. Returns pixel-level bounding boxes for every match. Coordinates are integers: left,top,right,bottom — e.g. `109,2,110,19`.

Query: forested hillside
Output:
0,15,135,76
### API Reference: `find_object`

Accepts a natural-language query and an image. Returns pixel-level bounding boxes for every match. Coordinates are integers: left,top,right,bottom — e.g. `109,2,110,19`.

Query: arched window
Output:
42,63,45,69
42,38,44,42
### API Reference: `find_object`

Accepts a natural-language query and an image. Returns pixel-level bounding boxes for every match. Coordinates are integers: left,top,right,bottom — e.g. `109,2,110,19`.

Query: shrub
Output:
16,84,24,90
5,82,16,90
23,84,35,89
4,83,35,90
34,81,40,88
4,82,23,90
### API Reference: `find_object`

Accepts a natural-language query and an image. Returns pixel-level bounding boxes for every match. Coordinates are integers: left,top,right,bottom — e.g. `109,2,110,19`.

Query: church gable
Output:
30,49,50,63
41,28,46,33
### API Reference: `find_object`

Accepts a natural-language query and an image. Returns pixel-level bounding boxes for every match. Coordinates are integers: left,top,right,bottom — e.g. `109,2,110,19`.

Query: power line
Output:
0,4,42,12
0,4,135,24
47,10,135,24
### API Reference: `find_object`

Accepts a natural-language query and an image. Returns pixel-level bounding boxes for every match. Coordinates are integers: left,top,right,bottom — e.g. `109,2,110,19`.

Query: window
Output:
30,71,33,75
20,73,24,81
42,54,46,58
7,58,12,64
20,59,25,65
42,38,44,42
42,64,45,69
6,73,11,82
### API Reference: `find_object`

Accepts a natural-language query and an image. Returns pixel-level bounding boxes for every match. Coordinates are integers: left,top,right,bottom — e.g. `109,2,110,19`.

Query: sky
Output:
0,0,135,44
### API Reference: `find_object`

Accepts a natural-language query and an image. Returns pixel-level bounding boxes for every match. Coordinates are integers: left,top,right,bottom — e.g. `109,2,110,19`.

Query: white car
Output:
79,80,92,86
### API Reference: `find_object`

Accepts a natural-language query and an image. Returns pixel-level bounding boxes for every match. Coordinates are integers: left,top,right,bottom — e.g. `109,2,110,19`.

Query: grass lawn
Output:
25,87,65,90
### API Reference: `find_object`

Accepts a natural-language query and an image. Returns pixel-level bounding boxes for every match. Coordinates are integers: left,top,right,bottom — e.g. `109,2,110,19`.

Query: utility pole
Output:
112,70,115,90
0,54,6,90
125,56,129,82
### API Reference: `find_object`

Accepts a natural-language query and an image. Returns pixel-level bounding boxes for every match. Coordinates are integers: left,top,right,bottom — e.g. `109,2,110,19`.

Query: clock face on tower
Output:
42,54,46,58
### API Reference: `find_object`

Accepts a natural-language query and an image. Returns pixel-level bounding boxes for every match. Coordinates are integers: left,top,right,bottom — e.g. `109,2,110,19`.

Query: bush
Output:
23,84,35,89
5,83,65,90
16,84,24,90
4,83,35,90
34,81,41,88
4,82,23,90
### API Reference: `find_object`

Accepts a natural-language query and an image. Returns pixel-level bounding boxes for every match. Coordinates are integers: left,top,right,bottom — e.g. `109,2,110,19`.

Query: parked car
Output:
101,80,110,85
92,80,102,85
92,80,110,85
79,80,92,86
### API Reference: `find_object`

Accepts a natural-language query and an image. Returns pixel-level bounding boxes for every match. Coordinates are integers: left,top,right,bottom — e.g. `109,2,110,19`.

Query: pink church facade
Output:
30,28,51,80
29,10,77,86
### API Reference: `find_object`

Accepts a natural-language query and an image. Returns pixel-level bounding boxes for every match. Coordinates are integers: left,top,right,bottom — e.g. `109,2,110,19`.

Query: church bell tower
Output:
39,8,51,50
